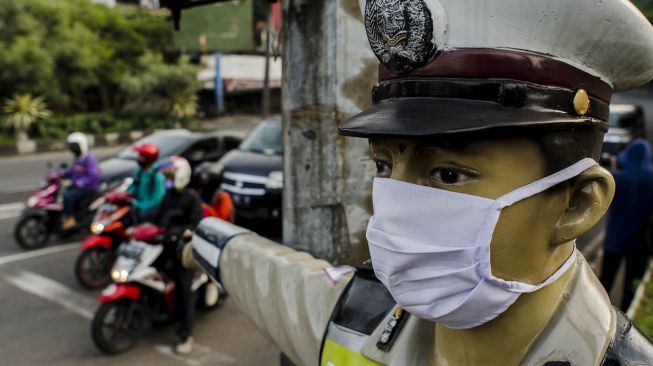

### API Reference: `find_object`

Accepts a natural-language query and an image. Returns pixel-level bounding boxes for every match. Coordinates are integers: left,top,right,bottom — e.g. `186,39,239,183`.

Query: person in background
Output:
210,178,235,223
601,138,653,311
154,156,204,355
62,132,101,230
129,143,166,223
195,164,235,223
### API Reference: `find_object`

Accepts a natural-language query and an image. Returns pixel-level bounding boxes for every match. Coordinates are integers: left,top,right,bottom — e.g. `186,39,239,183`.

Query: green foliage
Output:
37,113,177,140
0,0,182,115
634,273,653,338
2,93,51,136
632,0,653,23
119,53,200,121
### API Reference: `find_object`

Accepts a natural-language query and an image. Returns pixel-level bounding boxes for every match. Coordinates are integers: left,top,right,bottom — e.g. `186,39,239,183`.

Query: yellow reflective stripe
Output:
321,339,383,366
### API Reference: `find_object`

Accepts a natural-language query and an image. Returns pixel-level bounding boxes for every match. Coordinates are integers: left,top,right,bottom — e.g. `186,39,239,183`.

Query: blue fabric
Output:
64,153,101,192
63,186,94,216
128,167,166,211
604,139,653,254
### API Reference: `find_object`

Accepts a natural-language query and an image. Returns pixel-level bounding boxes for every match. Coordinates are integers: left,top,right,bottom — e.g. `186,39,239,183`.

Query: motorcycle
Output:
13,164,107,249
91,223,223,354
75,188,134,290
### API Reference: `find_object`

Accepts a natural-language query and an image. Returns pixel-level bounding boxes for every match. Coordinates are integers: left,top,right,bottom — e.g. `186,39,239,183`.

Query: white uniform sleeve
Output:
219,233,352,366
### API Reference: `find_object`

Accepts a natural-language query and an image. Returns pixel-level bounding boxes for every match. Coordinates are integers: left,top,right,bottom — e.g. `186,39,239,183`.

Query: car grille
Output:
221,172,267,196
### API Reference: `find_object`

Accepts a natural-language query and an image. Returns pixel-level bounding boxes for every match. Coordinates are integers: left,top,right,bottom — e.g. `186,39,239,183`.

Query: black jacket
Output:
155,189,203,239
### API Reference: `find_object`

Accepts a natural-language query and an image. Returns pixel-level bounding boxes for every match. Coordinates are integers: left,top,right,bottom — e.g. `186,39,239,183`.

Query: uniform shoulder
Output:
602,309,653,365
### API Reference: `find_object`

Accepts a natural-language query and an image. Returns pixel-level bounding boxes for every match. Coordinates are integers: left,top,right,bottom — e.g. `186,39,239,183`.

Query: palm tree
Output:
3,93,51,143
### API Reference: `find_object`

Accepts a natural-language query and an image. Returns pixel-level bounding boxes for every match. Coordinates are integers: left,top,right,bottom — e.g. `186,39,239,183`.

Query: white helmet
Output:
171,156,192,189
66,132,89,157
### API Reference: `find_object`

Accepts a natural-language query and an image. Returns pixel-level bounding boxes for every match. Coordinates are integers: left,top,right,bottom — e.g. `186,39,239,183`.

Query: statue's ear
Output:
551,165,615,245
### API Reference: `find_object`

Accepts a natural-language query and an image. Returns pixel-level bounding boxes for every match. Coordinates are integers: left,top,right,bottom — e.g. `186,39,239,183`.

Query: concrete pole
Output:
281,0,378,263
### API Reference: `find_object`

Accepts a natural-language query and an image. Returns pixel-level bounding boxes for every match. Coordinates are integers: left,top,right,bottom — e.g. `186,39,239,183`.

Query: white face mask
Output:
366,158,597,329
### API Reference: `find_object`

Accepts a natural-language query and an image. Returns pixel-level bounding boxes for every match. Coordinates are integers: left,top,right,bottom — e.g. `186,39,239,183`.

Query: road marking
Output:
0,243,78,266
0,201,26,220
153,342,236,366
5,270,95,319
0,202,26,211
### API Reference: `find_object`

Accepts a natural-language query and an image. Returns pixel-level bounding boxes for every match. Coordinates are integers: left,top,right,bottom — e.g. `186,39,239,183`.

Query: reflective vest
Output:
320,263,409,366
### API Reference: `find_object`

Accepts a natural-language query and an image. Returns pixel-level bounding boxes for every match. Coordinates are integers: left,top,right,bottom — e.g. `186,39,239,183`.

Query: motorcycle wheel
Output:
91,300,147,354
75,247,115,290
14,215,50,250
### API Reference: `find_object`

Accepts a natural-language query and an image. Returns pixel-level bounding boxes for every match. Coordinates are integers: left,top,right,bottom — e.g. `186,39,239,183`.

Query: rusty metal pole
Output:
281,0,378,263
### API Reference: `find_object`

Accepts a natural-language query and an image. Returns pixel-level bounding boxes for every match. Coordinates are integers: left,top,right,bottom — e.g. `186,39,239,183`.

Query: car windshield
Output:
117,133,191,160
239,119,282,155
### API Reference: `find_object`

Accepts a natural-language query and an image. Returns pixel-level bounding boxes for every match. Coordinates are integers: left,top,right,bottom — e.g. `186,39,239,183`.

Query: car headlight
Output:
111,269,129,283
266,171,283,189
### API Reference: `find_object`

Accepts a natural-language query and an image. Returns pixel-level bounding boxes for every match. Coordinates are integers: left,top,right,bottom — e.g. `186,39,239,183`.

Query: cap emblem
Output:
573,89,590,116
365,0,437,74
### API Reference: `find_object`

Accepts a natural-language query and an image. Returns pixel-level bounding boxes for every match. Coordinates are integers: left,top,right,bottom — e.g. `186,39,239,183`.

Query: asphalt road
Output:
0,148,279,366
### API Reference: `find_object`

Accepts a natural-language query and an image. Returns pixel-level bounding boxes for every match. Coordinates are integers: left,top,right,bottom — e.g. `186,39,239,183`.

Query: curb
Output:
627,260,653,318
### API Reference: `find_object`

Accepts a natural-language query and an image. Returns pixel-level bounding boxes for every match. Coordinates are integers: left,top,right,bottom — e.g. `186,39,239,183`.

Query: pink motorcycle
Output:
13,166,121,250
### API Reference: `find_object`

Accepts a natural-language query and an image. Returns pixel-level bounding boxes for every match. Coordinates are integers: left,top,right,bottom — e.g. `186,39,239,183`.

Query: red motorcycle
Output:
91,223,221,354
75,190,134,289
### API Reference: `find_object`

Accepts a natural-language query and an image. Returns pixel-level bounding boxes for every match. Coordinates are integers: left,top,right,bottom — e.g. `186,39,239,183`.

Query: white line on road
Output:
153,342,236,366
5,270,95,319
0,202,26,211
0,201,26,220
0,243,78,266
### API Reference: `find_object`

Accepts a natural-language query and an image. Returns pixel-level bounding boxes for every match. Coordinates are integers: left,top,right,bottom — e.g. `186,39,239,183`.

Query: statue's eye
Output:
374,159,392,178
429,168,475,186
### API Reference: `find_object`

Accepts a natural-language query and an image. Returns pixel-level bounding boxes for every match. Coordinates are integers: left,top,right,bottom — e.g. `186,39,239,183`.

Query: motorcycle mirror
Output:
59,162,69,169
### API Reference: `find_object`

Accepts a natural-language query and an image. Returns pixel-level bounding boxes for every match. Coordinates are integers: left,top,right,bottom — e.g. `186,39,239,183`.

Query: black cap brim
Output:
338,97,606,138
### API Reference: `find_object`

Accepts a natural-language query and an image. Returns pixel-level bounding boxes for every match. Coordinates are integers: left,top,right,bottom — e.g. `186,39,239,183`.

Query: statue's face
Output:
369,137,574,284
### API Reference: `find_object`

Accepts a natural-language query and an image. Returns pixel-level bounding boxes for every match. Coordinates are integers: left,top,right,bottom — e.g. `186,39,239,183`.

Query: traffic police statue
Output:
186,0,653,364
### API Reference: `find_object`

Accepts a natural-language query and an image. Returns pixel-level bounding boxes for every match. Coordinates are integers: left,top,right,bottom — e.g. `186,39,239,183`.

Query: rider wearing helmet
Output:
62,132,101,230
129,143,166,223
154,156,204,355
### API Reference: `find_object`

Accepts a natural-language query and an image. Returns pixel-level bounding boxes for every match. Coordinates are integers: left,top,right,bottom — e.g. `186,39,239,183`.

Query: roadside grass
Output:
633,274,653,338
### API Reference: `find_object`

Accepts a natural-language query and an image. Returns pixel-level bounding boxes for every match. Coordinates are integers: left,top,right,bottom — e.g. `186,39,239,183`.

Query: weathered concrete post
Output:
281,0,378,263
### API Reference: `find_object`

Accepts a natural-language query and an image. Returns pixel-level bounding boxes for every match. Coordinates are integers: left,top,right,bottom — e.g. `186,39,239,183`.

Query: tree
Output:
119,53,200,123
0,0,177,115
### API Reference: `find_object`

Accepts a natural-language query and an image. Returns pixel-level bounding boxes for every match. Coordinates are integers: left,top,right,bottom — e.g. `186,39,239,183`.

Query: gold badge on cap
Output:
573,89,590,116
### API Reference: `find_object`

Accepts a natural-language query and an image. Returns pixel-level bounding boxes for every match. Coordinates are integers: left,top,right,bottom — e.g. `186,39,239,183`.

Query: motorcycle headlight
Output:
265,171,283,189
91,222,105,234
27,196,38,208
111,269,129,283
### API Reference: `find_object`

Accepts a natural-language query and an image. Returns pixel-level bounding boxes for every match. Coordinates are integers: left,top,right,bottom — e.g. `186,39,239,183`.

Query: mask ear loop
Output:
477,158,598,292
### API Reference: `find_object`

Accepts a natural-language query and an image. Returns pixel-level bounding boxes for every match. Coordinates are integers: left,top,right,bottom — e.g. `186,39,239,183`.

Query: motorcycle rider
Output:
62,132,101,230
129,143,166,223
154,156,203,355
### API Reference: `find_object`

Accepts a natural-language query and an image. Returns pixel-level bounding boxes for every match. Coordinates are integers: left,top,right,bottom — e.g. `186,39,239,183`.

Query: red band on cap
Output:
378,48,613,102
